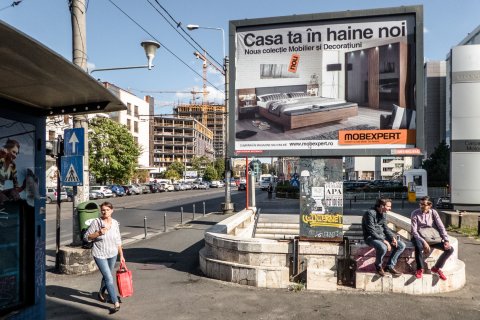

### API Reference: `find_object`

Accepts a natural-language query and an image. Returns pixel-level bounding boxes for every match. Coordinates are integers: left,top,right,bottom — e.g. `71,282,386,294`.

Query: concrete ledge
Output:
200,248,290,288
206,207,255,235
355,260,466,294
201,209,466,293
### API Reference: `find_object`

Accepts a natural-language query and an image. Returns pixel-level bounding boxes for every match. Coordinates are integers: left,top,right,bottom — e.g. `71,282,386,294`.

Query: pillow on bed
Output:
287,92,310,98
389,104,416,129
257,93,288,102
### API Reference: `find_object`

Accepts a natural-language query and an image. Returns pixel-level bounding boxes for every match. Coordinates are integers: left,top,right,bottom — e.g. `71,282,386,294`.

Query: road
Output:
45,187,250,269
45,187,412,268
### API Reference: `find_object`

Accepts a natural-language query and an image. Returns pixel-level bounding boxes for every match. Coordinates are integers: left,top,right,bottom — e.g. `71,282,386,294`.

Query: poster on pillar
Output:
299,157,343,240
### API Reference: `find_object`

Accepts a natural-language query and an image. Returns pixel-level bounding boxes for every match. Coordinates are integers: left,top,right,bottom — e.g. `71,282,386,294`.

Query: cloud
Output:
424,27,429,34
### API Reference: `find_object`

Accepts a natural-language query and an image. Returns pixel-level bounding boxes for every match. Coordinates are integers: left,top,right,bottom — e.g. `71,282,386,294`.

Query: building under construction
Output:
174,103,226,159
153,115,214,169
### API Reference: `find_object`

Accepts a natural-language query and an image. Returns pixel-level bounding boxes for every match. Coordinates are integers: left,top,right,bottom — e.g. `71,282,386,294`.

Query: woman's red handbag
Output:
116,261,133,297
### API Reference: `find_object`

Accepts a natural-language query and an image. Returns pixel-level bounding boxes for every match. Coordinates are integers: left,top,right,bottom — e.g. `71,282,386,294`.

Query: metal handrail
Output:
251,208,261,238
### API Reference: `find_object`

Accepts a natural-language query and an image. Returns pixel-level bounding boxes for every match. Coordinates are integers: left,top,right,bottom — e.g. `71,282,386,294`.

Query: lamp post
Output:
186,24,225,60
187,24,233,214
90,40,160,74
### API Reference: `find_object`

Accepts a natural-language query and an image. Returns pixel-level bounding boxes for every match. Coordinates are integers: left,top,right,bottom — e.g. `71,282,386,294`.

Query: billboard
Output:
229,6,423,157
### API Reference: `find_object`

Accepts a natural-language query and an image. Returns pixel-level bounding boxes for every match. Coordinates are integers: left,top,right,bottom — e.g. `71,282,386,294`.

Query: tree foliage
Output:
168,161,185,178
422,141,450,187
164,168,181,180
191,156,209,177
89,117,141,184
214,158,225,179
203,165,218,181
132,169,149,183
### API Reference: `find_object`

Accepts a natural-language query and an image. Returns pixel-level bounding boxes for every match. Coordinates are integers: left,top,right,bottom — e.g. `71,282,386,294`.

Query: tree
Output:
214,158,225,179
203,165,218,181
89,117,141,184
191,156,209,177
164,168,181,181
261,163,269,174
168,161,185,178
132,169,149,183
422,141,450,187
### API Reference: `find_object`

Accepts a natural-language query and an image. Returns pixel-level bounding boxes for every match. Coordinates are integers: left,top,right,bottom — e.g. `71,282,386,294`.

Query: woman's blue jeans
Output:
365,238,406,269
94,255,118,304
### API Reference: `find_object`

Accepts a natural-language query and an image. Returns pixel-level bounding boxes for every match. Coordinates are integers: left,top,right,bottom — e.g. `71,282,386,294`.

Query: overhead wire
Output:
0,0,23,13
104,0,224,94
148,0,224,69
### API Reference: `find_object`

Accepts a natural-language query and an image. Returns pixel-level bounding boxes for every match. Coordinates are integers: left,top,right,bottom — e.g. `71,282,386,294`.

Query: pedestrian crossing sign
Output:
61,156,84,186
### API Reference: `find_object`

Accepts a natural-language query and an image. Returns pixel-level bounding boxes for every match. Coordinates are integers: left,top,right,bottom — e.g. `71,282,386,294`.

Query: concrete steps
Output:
254,220,363,241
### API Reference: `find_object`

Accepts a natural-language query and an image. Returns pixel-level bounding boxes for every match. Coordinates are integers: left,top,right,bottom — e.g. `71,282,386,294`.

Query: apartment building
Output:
174,103,226,159
152,116,214,169
102,82,153,168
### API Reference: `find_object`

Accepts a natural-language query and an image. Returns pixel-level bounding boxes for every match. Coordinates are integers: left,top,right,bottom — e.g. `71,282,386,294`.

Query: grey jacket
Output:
362,209,395,241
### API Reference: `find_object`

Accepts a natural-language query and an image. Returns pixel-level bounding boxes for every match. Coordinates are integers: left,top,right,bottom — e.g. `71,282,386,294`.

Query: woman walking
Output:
84,201,124,314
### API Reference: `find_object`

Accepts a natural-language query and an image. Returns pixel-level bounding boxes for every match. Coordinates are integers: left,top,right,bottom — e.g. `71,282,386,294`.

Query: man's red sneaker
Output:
415,269,423,279
432,267,447,281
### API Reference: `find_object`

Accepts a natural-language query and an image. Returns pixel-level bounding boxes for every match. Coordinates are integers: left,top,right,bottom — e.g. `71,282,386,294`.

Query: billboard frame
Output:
228,5,424,158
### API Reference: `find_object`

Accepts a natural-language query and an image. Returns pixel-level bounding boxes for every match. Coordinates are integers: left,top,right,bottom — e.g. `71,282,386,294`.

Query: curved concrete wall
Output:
200,209,465,293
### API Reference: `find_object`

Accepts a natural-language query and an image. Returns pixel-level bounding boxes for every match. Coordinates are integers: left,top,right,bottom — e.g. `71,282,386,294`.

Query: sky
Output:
1,0,479,115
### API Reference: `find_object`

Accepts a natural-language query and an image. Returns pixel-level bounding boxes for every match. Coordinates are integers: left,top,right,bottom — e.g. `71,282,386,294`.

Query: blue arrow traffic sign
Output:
61,156,84,186
64,128,85,156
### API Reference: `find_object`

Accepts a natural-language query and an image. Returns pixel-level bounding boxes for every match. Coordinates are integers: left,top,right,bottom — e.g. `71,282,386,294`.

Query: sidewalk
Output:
46,211,480,320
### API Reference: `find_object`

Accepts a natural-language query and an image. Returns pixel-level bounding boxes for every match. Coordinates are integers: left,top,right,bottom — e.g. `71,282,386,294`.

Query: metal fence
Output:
344,187,448,201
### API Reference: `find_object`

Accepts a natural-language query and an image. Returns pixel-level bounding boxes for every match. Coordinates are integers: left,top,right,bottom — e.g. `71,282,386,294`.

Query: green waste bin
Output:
77,201,100,235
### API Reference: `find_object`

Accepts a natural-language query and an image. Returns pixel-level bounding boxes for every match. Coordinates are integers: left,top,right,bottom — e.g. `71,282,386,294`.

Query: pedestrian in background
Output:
267,183,273,199
362,198,406,276
84,201,125,314
410,196,453,280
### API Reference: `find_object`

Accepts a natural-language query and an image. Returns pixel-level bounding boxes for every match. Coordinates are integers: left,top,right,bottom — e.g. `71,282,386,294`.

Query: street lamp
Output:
187,24,233,214
186,24,225,59
90,40,160,74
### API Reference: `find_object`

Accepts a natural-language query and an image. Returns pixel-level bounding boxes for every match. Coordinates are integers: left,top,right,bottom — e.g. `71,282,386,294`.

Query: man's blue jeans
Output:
365,238,406,269
94,255,118,304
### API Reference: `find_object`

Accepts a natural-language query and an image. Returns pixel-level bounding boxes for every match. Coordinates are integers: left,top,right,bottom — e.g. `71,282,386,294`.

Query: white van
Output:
259,174,273,190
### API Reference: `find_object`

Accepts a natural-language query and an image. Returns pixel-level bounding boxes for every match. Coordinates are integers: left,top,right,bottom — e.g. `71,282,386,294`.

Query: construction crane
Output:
140,90,207,104
193,51,225,104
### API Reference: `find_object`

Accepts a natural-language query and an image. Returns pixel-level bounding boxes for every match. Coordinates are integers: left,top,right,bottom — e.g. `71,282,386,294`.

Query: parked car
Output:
197,182,209,189
140,184,152,194
238,182,246,191
64,187,74,202
88,190,98,200
45,187,68,204
146,183,161,193
435,196,453,209
90,186,114,198
210,180,225,188
173,183,186,191
361,180,406,192
343,180,369,192
122,185,141,196
159,182,174,192
108,185,126,197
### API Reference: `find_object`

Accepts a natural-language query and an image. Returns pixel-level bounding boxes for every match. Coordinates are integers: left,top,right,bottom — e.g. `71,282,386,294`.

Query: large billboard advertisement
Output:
229,6,423,157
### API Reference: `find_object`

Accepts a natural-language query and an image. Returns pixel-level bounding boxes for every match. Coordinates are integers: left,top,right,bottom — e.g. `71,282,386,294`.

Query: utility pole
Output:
223,56,233,214
70,0,89,245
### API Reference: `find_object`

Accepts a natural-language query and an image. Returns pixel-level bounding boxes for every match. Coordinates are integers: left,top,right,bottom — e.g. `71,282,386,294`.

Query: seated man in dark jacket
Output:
362,198,406,276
